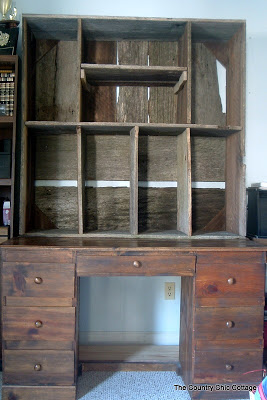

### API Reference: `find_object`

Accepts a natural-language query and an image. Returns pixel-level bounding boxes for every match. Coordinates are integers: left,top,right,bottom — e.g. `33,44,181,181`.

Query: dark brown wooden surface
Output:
195,263,265,300
194,349,263,383
2,262,75,298
195,306,263,340
3,350,74,385
2,386,76,400
3,307,75,341
77,255,196,276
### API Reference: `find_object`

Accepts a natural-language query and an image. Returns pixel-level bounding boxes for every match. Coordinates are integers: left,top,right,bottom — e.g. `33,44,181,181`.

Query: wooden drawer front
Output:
3,307,75,341
3,350,74,385
195,307,264,341
194,350,263,383
2,386,76,400
77,255,196,276
196,263,265,299
2,262,75,298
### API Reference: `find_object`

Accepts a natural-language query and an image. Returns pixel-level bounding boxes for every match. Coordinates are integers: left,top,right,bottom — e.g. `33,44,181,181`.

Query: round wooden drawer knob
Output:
225,364,233,371
227,277,235,285
226,320,234,328
34,364,42,371
35,320,43,328
34,277,43,284
133,261,141,268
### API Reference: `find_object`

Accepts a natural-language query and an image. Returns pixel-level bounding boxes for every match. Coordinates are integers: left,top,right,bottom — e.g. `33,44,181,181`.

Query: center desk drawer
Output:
2,262,75,298
3,350,74,385
77,255,196,276
3,307,75,341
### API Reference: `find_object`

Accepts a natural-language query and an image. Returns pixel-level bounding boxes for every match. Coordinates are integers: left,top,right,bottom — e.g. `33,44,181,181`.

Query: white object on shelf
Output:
3,200,10,226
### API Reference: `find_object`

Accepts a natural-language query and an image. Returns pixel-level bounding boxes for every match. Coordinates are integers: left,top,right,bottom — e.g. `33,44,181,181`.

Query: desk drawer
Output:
196,263,265,299
3,307,75,341
77,255,195,276
194,349,263,383
3,350,74,385
2,262,75,298
195,306,264,341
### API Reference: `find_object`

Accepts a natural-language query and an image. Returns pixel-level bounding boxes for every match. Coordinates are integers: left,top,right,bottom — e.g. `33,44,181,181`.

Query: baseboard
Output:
79,331,179,345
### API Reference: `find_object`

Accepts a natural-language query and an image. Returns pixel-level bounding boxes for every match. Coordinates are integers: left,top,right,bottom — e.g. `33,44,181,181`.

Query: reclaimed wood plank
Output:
130,126,139,234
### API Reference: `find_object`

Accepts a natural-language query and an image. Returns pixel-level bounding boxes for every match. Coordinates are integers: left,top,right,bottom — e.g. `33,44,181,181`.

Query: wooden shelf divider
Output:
130,126,139,235
77,126,85,235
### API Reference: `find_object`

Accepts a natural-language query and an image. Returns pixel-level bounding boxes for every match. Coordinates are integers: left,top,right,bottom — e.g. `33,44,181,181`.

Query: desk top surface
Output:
1,237,267,252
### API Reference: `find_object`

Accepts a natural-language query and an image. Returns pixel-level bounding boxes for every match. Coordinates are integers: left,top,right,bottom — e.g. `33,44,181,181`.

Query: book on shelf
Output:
0,69,15,116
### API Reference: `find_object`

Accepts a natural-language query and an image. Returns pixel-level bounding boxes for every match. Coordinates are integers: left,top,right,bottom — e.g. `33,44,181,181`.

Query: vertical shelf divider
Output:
130,126,139,235
177,128,192,236
177,21,192,124
77,126,85,235
225,25,246,236
77,18,83,122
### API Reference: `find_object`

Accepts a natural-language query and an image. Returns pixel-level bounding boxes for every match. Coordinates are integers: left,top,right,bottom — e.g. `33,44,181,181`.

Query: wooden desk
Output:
1,237,266,400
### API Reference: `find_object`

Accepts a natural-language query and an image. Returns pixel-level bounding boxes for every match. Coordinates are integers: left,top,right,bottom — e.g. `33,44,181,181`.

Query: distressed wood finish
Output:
2,386,76,400
3,307,75,341
2,262,75,298
77,255,196,276
177,22,191,123
3,350,75,385
130,126,139,234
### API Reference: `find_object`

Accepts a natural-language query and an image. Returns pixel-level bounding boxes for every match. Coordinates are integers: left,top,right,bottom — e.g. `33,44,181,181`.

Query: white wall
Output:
17,0,267,344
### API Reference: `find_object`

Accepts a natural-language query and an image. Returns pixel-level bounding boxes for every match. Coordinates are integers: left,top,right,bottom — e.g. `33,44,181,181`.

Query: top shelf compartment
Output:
81,64,187,87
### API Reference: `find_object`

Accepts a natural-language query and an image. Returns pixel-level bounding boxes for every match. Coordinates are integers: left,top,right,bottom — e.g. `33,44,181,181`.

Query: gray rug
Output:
0,371,250,399
77,371,249,400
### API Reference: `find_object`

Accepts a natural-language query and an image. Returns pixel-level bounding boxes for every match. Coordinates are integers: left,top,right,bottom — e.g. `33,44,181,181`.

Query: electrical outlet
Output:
165,282,175,300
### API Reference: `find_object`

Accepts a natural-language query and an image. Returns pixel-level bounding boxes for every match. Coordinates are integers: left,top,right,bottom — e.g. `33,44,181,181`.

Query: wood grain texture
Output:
117,41,148,123
2,386,76,400
130,126,139,234
195,263,265,301
35,187,78,231
149,41,178,123
79,345,179,363
84,187,130,232
191,137,225,182
3,350,74,385
177,129,191,235
177,22,191,123
35,134,77,180
35,40,80,122
179,276,195,386
192,189,225,234
85,134,130,180
2,262,75,298
77,255,195,276
2,248,74,263
82,41,116,122
5,340,74,350
194,306,263,340
194,349,262,383
191,43,226,125
77,126,85,234
82,362,179,372
3,307,75,341
196,251,265,264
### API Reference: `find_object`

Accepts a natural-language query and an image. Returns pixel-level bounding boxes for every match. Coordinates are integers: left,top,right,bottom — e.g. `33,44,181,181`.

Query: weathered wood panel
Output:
2,386,76,400
85,187,130,232
85,134,130,180
82,41,116,122
35,40,80,121
191,137,225,182
130,127,139,234
139,136,177,181
35,134,77,180
138,188,177,233
192,189,225,233
191,43,226,125
117,41,148,123
35,187,78,231
177,22,191,123
149,41,178,123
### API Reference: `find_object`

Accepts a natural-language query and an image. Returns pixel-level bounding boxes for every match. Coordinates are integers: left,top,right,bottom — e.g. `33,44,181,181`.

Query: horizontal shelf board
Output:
34,180,226,189
81,64,187,86
25,121,242,136
23,229,240,240
0,179,11,186
25,15,244,42
79,345,179,363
